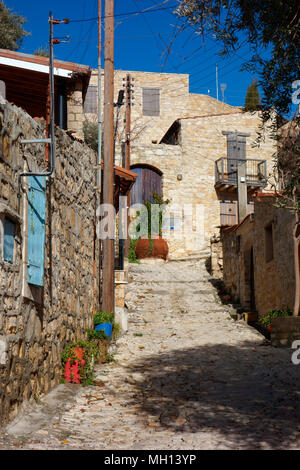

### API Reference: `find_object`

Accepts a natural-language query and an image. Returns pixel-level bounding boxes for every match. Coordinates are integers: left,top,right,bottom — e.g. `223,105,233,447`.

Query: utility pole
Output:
216,63,219,101
102,0,115,313
124,73,132,257
237,160,247,222
97,0,102,189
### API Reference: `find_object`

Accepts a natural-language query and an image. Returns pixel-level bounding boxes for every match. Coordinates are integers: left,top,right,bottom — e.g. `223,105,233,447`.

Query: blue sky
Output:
3,0,274,108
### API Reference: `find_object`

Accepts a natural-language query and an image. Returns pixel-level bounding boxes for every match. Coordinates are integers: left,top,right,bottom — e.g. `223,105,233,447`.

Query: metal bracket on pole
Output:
20,139,51,144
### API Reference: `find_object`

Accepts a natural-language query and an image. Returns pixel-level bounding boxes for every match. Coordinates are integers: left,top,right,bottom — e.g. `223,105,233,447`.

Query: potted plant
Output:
134,192,170,261
94,311,114,339
87,328,109,363
258,309,293,333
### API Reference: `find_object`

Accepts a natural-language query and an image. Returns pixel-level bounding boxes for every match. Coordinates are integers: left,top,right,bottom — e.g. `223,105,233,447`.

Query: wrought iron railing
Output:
215,157,267,187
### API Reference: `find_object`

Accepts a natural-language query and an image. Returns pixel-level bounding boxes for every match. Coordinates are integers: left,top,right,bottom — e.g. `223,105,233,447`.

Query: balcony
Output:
215,157,267,193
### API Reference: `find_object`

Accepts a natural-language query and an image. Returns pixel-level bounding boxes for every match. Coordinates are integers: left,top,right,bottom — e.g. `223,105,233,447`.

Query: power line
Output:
68,3,177,23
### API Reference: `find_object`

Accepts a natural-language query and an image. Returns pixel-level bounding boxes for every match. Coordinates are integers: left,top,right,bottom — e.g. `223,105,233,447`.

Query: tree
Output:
0,1,29,51
244,78,260,112
175,1,300,120
175,1,300,207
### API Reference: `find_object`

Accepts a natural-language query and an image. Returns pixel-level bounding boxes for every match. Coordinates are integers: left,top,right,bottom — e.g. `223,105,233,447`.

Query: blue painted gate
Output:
27,176,46,286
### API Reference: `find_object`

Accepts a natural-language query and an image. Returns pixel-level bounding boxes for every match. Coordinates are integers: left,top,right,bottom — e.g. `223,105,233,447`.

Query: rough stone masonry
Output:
0,99,100,425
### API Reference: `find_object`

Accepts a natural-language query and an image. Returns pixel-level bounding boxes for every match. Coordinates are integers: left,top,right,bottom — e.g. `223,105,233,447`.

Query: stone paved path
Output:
1,259,300,450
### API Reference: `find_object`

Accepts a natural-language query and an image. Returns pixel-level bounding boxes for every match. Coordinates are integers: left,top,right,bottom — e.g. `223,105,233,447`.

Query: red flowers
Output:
64,348,86,384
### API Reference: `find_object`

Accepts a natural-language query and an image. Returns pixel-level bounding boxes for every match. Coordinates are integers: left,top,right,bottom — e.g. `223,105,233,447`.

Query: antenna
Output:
216,63,219,101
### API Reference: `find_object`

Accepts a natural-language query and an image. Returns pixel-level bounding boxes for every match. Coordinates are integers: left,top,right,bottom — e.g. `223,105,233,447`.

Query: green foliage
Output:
34,46,49,57
105,353,115,363
144,190,171,238
130,190,170,259
258,309,293,328
0,1,29,50
128,238,139,263
94,311,114,326
83,120,98,152
244,78,261,112
176,0,300,211
175,1,300,118
86,328,108,341
112,322,121,340
61,340,99,386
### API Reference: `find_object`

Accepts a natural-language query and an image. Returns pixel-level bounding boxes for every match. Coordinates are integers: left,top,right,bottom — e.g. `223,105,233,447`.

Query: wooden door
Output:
227,133,246,183
130,165,162,205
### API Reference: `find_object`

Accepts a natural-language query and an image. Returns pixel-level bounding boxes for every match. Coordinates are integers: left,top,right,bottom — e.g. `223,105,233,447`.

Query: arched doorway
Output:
130,164,162,205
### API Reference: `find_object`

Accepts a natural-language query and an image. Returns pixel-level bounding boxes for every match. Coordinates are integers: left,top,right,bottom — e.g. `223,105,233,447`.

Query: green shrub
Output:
128,238,139,263
86,328,108,341
94,311,114,326
61,340,99,386
259,309,293,328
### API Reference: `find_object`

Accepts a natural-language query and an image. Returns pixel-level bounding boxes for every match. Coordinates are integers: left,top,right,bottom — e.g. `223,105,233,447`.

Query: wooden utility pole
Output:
124,73,132,257
97,0,102,189
102,0,114,313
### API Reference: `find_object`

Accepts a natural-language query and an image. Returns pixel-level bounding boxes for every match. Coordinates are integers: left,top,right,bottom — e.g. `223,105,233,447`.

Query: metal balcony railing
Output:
215,157,267,188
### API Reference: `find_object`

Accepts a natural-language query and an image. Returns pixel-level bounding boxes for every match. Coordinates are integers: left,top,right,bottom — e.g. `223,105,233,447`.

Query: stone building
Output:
221,194,296,317
0,49,91,138
0,95,136,425
85,69,277,258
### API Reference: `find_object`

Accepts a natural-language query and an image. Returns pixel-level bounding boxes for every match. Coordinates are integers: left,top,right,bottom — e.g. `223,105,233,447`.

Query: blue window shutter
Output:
27,176,46,286
3,218,15,264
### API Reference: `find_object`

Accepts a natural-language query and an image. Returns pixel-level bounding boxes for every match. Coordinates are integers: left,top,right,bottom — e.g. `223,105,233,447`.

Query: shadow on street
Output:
122,341,300,449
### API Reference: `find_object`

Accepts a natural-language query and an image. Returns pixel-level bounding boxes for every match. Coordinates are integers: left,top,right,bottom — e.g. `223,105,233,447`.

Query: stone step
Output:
168,250,211,262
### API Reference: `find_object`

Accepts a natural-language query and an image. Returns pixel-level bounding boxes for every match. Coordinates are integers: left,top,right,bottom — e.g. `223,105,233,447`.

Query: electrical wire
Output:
68,3,177,23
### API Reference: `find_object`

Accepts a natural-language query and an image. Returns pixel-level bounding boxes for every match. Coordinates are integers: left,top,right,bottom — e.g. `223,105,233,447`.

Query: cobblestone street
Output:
1,259,300,450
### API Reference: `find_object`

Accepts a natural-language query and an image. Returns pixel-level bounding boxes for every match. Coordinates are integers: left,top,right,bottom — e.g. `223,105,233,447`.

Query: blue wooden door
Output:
27,176,46,286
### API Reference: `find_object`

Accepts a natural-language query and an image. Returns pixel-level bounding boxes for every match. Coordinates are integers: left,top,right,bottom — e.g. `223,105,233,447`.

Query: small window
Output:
265,223,274,263
142,88,160,116
84,85,97,113
3,218,15,264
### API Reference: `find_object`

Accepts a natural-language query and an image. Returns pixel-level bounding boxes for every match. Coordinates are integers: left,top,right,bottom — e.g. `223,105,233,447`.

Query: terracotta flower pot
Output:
135,236,168,260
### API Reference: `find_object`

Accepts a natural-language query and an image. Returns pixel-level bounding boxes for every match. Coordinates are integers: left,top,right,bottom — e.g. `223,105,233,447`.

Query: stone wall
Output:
86,68,239,152
67,79,85,137
0,100,99,425
253,196,295,316
271,317,300,347
129,111,276,258
221,197,296,317
84,69,276,259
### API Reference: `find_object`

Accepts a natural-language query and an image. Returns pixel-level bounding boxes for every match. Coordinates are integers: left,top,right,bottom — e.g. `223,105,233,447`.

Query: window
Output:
3,218,15,264
84,85,97,114
142,88,160,116
265,223,274,263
